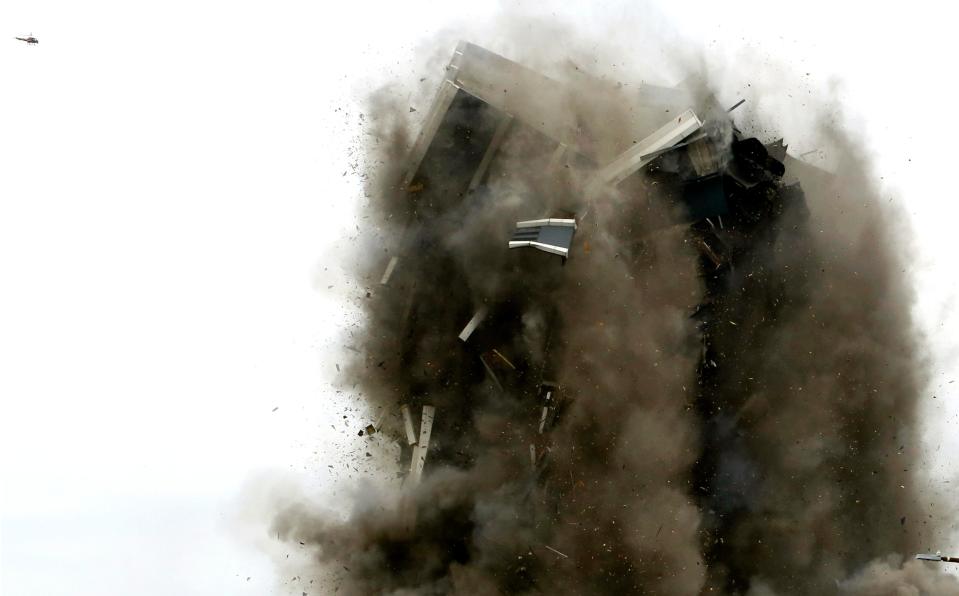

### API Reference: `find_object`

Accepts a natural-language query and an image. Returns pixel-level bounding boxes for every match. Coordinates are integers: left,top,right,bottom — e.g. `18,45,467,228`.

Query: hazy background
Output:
2,1,958,594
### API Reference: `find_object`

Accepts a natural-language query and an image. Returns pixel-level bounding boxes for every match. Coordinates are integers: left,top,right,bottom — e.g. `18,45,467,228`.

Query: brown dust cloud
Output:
270,18,957,596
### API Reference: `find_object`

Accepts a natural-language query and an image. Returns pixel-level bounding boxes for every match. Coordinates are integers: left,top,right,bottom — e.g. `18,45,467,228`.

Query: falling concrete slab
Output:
401,404,418,446
916,554,959,563
586,109,703,192
409,405,435,485
459,307,489,341
509,219,577,258
380,256,399,285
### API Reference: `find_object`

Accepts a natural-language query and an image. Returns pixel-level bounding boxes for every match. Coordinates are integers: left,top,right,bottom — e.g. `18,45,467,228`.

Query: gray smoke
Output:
270,21,957,596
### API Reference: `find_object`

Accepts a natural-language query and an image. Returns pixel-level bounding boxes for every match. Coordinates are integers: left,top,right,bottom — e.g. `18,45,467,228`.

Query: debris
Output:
537,383,562,434
694,237,724,269
585,109,703,191
726,99,746,112
509,219,577,258
272,407,279,412
408,405,435,485
490,349,516,370
15,35,38,44
401,404,418,445
544,544,569,559
916,553,959,563
458,307,488,341
687,137,721,177
479,353,504,391
380,256,399,285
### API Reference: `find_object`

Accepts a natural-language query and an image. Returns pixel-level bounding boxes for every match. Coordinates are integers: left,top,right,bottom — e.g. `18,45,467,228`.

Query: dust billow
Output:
271,27,956,596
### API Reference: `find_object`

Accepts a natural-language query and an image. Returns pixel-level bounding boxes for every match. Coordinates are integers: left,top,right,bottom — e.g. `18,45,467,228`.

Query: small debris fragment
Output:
727,99,746,112
544,544,569,559
917,553,959,563
458,307,489,342
380,256,399,285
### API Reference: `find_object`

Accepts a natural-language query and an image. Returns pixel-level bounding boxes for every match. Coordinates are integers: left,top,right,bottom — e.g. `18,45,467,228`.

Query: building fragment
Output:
584,108,703,192
408,405,435,486
400,404,417,446
509,218,577,258
458,307,489,341
916,553,959,563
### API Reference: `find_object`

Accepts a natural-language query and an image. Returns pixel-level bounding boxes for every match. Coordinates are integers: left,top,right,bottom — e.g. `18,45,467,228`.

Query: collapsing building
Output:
308,41,942,594
378,39,806,506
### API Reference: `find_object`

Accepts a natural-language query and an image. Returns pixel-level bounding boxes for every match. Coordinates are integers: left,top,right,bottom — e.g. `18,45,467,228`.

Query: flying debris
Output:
584,108,703,192
407,405,435,486
509,218,577,259
15,35,38,44
726,99,746,112
400,404,417,446
917,553,959,563
379,255,398,285
458,307,489,341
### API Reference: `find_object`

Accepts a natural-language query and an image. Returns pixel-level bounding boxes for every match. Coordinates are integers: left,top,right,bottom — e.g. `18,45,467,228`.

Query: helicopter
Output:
15,35,38,44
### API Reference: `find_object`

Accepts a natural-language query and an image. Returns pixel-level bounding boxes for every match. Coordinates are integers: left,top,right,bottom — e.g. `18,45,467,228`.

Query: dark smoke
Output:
271,26,958,595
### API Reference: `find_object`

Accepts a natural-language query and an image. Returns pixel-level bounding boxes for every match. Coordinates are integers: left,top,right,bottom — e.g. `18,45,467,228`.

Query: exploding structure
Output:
377,39,810,567
275,42,956,595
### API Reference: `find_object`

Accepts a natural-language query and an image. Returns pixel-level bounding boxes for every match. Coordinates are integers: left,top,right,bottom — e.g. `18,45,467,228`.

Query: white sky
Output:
2,1,959,594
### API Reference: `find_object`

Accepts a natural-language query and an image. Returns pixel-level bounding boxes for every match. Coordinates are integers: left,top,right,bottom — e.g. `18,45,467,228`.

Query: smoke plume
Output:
271,21,956,595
